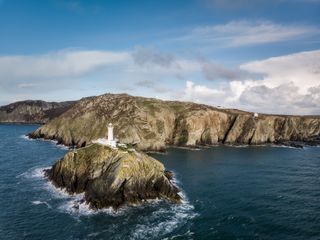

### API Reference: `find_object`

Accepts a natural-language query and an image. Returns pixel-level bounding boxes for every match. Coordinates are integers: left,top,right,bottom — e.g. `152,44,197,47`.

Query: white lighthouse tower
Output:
106,123,117,147
92,123,117,148
107,123,114,141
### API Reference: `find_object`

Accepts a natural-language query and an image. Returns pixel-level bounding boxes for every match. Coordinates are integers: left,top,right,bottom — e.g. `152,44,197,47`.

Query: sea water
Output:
0,124,319,239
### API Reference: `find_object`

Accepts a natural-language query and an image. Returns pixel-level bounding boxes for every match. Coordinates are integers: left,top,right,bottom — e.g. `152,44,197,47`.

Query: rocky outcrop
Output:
29,93,320,150
45,143,181,210
0,100,76,124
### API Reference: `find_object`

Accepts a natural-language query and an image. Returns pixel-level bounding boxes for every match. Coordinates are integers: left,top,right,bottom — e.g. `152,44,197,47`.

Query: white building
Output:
107,123,114,141
92,123,117,148
106,123,117,147
254,113,259,118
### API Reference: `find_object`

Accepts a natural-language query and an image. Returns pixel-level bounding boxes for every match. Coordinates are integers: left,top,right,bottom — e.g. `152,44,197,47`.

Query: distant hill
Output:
26,93,320,151
0,100,76,124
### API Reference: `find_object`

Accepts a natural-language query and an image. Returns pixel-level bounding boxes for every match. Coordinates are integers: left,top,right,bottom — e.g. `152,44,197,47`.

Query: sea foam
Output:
20,134,70,150
130,191,197,240
16,167,49,179
31,200,51,208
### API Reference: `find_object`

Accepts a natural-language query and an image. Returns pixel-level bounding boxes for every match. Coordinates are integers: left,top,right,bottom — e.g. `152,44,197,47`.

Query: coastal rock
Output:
45,143,181,209
29,93,320,150
0,100,75,124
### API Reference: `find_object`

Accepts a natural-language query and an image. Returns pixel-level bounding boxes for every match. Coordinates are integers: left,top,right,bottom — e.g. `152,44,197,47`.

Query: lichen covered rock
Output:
45,143,181,210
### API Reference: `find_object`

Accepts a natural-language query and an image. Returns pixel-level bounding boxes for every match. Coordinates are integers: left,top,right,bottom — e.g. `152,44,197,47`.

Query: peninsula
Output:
23,93,320,151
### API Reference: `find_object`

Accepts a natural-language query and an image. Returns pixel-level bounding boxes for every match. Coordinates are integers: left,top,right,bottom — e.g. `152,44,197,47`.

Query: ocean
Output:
0,124,319,240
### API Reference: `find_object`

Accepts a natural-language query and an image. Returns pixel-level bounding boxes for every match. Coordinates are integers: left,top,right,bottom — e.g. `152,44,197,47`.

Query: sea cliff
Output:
28,93,320,151
45,143,181,209
0,100,75,124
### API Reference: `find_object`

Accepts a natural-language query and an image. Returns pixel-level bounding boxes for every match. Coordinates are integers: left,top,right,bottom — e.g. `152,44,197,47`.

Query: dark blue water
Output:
1,125,320,240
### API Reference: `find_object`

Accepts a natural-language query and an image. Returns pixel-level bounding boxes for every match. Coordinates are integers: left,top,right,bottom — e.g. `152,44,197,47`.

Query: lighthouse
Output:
107,123,114,141
105,123,117,147
92,122,117,148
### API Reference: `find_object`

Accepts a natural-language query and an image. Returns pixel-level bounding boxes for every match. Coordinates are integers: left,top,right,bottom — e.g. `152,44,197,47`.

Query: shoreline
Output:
12,123,318,152
24,133,320,153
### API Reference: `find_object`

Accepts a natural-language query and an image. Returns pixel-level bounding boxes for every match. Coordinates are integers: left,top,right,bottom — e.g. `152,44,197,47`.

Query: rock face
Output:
0,100,75,124
29,93,320,150
45,143,181,209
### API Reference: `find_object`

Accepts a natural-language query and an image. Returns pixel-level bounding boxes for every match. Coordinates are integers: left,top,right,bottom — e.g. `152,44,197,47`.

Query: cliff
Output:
29,93,320,150
45,143,181,209
0,100,76,124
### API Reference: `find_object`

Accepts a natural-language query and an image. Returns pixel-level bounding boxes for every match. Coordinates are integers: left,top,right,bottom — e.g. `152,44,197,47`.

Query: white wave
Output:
25,171,197,239
20,134,70,150
43,179,122,216
231,144,249,148
31,167,49,178
87,232,100,238
20,134,34,141
130,204,197,239
43,181,71,199
16,167,49,179
57,193,90,215
55,144,70,150
57,192,126,217
40,138,70,150
42,181,98,216
163,230,195,240
171,173,182,186
130,190,198,240
31,200,51,208
131,177,197,239
29,166,196,235
41,138,59,144
271,144,301,149
38,138,71,150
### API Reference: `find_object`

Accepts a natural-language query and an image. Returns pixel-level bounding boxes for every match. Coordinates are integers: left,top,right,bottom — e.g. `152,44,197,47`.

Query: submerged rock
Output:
45,143,181,210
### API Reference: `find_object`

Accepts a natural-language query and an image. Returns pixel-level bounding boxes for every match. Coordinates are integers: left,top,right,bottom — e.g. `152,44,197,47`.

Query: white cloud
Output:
181,80,226,104
179,20,319,47
238,83,320,114
0,50,130,81
180,50,320,114
240,50,320,93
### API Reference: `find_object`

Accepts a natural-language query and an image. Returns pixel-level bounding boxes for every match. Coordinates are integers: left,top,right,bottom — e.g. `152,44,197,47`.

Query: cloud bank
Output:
0,47,319,115
180,50,320,114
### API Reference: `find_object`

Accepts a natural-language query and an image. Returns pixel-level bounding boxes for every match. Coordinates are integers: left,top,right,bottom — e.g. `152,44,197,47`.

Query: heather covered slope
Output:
0,100,76,124
29,93,320,151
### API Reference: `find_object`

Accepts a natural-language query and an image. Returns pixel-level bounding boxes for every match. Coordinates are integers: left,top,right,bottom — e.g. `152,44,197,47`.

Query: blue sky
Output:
0,0,320,114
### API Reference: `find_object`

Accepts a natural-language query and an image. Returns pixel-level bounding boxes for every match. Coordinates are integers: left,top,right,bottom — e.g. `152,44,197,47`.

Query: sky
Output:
0,0,319,114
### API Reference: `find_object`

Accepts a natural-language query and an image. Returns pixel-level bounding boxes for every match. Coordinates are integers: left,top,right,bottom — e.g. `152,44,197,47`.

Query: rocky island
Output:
45,143,181,210
26,93,320,151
